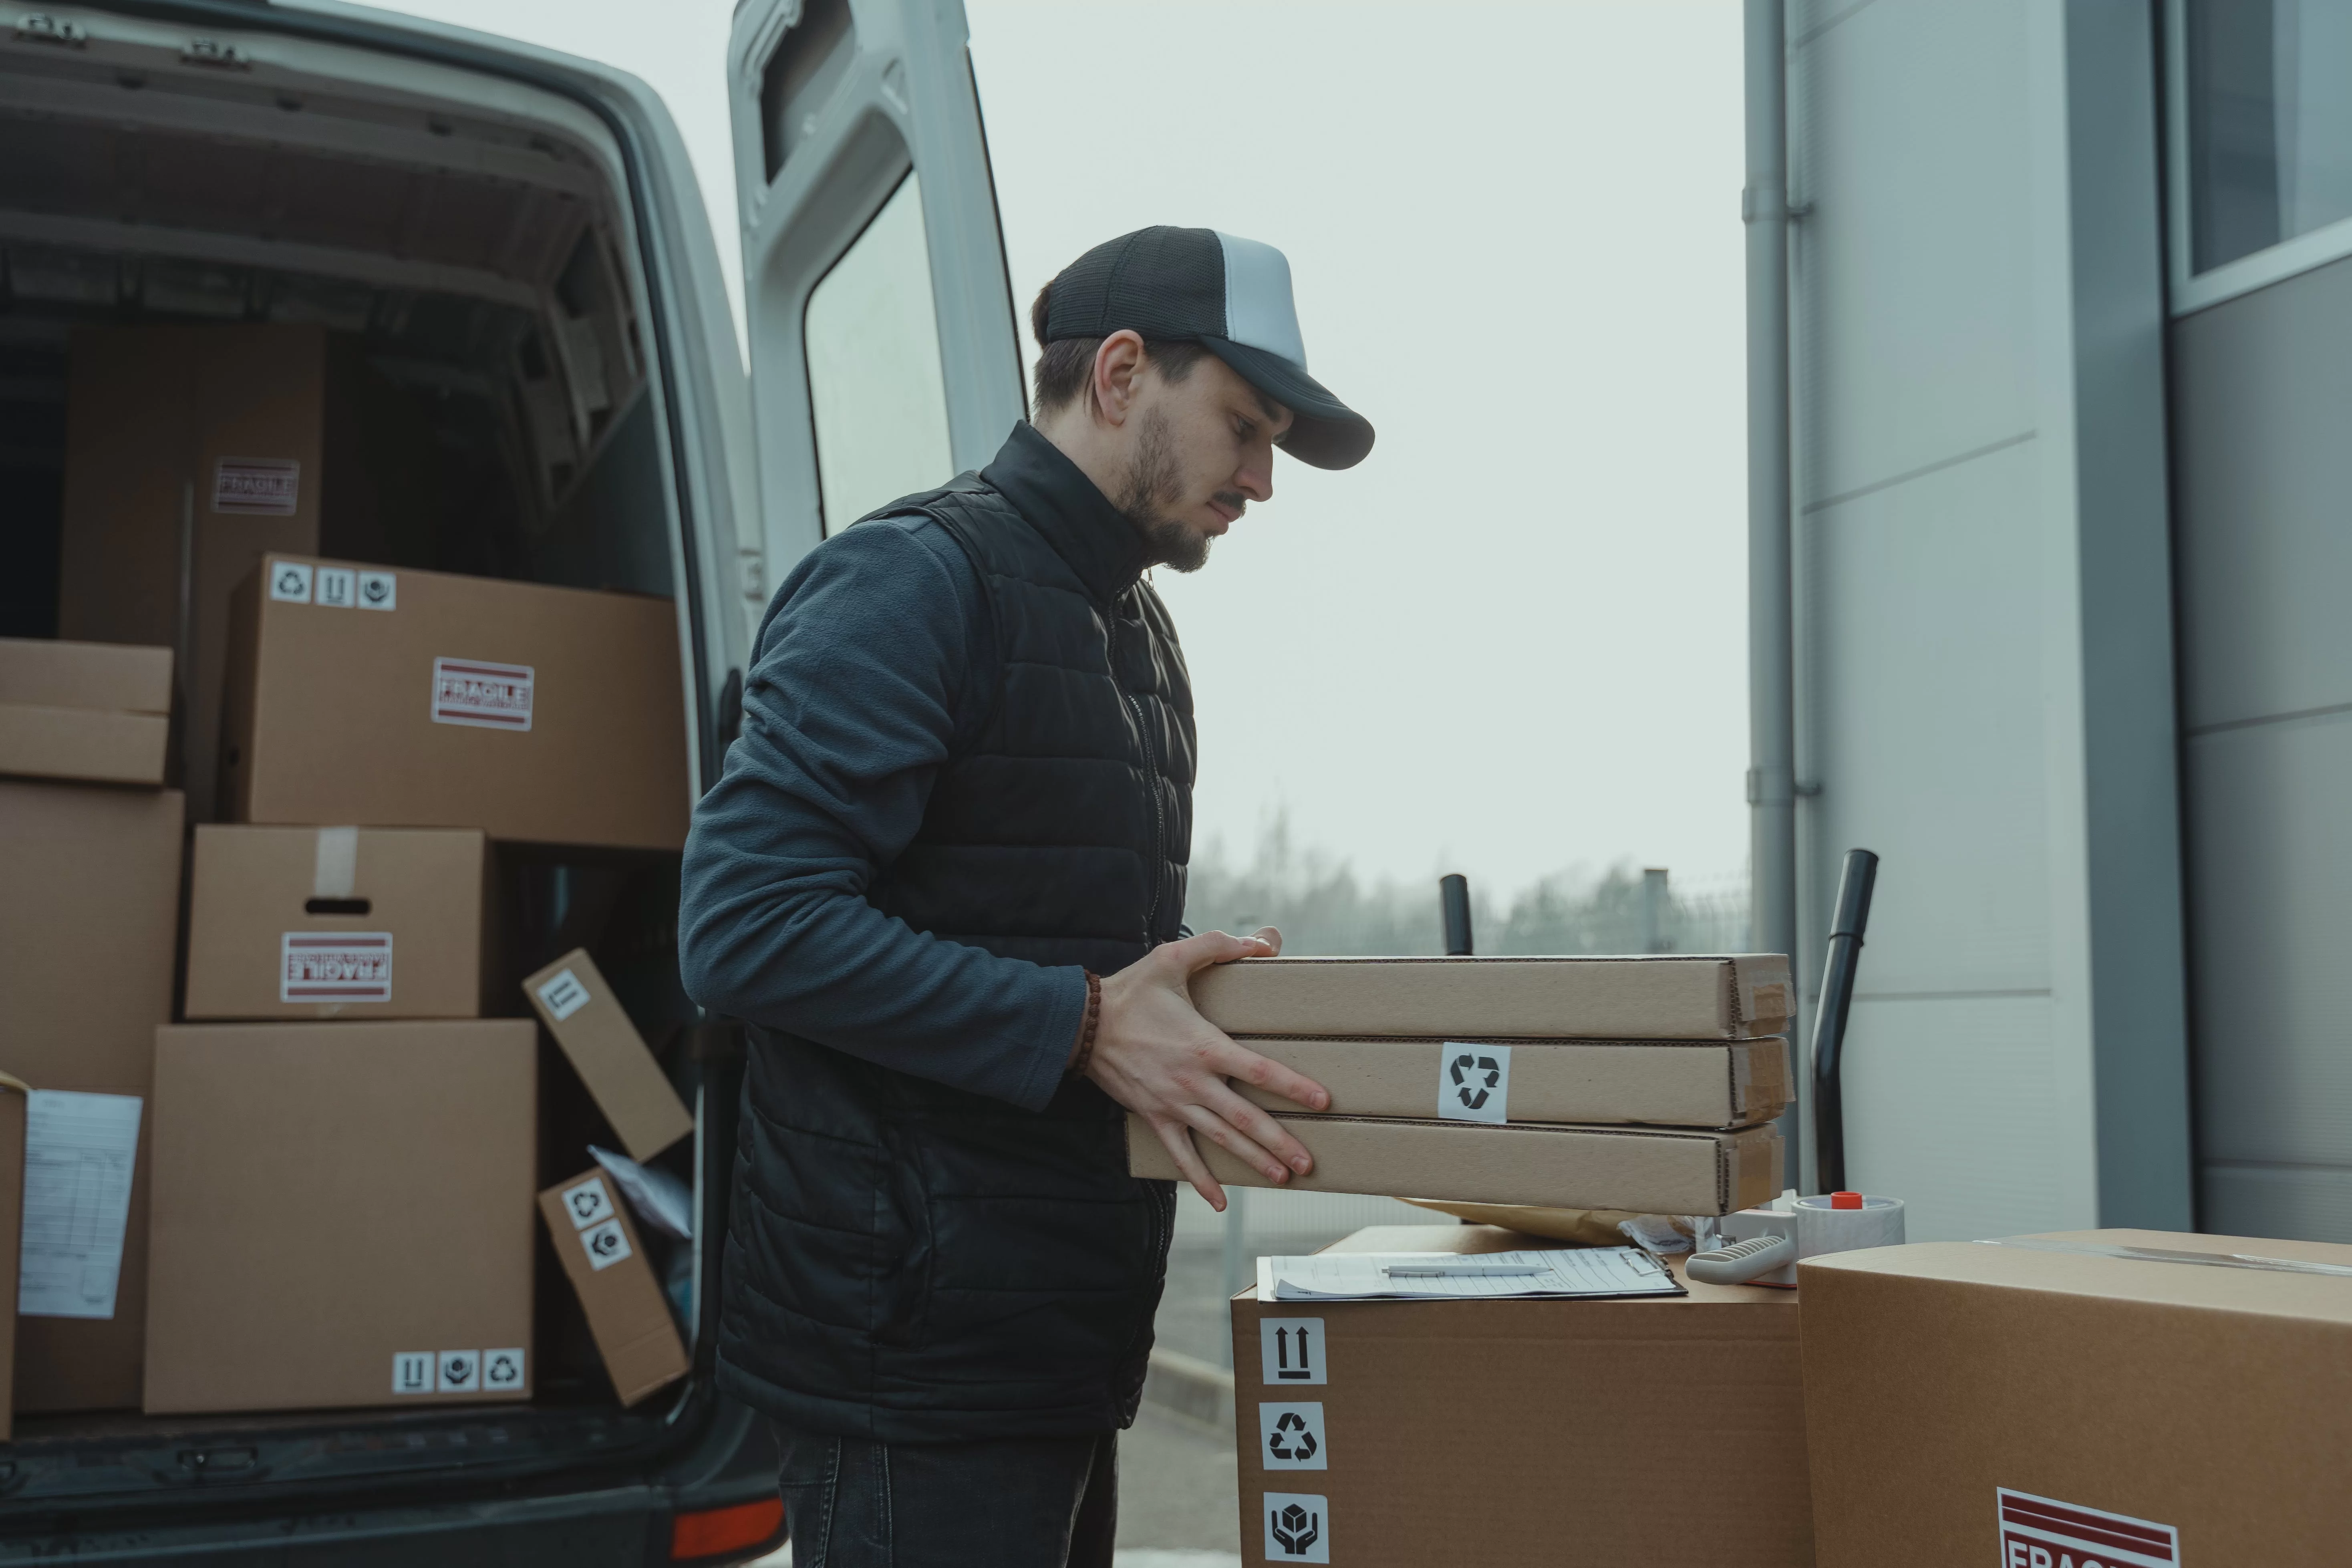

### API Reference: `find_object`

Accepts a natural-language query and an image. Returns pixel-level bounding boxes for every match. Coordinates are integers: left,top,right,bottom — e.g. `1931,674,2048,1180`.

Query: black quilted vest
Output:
716,424,1191,1442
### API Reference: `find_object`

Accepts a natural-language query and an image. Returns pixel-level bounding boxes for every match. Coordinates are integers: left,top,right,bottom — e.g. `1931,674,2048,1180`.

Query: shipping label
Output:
536,967,591,1023
560,1175,614,1230
314,567,355,608
1259,1318,1326,1386
391,1351,433,1395
357,570,397,610
268,561,314,603
483,1347,526,1392
1996,1488,2177,1568
280,932,392,1004
213,457,300,515
431,657,534,732
1438,1042,1511,1123
580,1217,632,1271
1262,1492,1329,1563
1257,1401,1327,1471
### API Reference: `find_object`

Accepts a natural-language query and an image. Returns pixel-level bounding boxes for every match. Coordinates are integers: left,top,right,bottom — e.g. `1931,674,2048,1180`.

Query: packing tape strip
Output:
313,825,359,900
1792,1194,1905,1258
1981,1236,2352,1279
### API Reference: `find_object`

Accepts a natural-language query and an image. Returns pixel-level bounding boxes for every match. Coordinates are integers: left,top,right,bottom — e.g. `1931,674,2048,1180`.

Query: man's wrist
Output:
1067,970,1102,1075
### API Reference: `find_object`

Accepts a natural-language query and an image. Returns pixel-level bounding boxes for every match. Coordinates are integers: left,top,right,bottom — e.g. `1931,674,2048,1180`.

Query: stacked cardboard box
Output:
1130,955,1793,1216
1231,1223,1812,1566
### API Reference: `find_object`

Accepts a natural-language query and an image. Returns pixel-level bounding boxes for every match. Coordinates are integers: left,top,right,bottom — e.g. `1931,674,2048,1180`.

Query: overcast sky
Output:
373,0,1749,902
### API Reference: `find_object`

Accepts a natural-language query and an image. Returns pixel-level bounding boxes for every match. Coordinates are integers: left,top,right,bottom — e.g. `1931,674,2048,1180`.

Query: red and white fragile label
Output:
1998,1488,2177,1568
431,657,534,732
282,932,392,1004
214,457,301,515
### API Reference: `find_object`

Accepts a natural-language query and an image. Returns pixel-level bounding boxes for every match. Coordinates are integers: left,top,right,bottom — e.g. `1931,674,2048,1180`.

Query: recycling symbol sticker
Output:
1258,1401,1327,1471
1437,1041,1511,1124
1262,1492,1329,1562
483,1348,525,1390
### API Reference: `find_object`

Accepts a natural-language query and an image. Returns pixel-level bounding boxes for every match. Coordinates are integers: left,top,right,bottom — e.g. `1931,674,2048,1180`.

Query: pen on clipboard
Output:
1381,1263,1550,1278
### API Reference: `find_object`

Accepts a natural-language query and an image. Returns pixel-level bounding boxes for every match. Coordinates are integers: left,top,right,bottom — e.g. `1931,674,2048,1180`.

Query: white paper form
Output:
1265,1246,1681,1302
20,1091,142,1319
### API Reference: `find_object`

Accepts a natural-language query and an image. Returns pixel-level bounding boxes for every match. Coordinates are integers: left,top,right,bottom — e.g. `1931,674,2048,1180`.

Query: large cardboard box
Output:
145,1021,537,1414
1235,1036,1790,1129
1802,1228,2352,1568
1130,1114,1781,1216
538,1169,691,1406
1193,955,1793,1041
1231,1224,1811,1566
58,326,328,819
220,554,689,851
524,949,693,1161
0,638,172,786
185,824,492,1020
0,779,182,1411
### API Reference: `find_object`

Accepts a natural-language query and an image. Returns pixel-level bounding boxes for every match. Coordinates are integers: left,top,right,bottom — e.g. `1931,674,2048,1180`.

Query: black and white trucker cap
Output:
1040,226,1374,470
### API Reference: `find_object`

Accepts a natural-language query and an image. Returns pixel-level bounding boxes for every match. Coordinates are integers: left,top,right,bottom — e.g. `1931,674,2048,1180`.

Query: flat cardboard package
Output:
1235,1036,1791,1129
145,1021,536,1414
0,638,172,786
524,950,693,1161
0,779,182,1411
0,1077,25,1440
220,554,689,851
1130,1114,1780,1216
185,824,492,1020
1802,1228,2352,1568
1232,1224,1810,1566
1192,955,1793,1041
538,1169,691,1406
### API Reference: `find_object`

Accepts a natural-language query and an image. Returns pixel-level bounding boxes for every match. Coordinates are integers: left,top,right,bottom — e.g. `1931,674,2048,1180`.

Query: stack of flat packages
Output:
1128,955,1793,1217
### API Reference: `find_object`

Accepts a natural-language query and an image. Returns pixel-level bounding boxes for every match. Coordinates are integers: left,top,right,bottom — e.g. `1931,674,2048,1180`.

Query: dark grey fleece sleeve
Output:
678,516,1085,1113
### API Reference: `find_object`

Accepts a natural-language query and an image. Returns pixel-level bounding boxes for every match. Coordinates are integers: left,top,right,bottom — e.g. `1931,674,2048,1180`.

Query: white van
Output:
0,0,1025,1559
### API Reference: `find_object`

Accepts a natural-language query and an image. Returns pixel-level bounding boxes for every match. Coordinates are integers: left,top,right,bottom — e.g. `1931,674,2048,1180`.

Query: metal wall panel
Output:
2203,1166,2352,1244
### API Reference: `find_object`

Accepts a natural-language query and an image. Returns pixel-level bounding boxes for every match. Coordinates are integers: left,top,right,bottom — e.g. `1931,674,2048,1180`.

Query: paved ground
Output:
1114,1404,1240,1556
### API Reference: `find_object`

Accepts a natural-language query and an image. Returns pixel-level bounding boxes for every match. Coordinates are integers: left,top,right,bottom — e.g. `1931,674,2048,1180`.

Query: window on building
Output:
2185,0,2352,274
802,172,954,534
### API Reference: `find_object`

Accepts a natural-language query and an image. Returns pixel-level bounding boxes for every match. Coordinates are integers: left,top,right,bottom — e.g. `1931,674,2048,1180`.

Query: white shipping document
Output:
20,1091,143,1319
1265,1247,1681,1302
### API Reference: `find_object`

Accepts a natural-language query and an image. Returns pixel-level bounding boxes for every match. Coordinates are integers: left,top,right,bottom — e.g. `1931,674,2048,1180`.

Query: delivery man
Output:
679,226,1373,1566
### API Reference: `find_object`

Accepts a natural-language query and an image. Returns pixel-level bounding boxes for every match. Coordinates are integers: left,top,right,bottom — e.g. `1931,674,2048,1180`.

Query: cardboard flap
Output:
524,949,692,1161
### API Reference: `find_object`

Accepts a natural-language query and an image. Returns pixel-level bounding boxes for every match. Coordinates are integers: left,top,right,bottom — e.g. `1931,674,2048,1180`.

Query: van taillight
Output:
670,1496,784,1559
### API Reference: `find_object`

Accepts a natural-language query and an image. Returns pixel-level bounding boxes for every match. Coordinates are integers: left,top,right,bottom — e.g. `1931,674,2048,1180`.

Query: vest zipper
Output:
1111,598,1168,944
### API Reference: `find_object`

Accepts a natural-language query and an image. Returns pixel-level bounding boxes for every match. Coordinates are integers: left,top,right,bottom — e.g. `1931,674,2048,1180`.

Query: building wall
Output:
1784,0,2192,1238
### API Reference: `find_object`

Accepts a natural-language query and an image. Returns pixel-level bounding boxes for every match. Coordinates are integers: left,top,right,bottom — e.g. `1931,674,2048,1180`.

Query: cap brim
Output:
1200,339,1375,470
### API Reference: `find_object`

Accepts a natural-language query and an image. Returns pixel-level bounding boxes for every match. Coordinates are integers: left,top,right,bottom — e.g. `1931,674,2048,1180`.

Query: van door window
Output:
802,172,954,534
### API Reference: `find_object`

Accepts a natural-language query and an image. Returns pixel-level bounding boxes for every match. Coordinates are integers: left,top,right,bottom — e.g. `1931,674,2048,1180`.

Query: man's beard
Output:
1116,408,1238,574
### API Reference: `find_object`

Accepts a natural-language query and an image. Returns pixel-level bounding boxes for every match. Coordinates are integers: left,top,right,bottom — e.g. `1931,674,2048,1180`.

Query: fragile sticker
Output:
580,1217,632,1271
1997,1489,2177,1568
1439,1043,1510,1123
268,561,314,603
536,968,591,1023
214,457,300,515
560,1175,614,1230
391,1351,433,1395
437,1349,479,1393
1259,1318,1325,1386
1257,1401,1327,1471
281,932,391,1004
482,1347,526,1392
314,567,356,608
1262,1492,1329,1563
431,656,534,732
356,571,397,610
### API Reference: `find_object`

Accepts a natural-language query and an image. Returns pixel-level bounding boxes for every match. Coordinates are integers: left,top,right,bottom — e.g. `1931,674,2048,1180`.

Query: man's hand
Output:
1082,927,1330,1211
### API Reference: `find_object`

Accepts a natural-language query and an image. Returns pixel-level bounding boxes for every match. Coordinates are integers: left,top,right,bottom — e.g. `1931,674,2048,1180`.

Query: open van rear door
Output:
727,0,1025,609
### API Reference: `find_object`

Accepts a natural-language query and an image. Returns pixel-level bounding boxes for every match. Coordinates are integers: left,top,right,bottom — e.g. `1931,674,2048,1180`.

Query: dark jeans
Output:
769,1422,1118,1568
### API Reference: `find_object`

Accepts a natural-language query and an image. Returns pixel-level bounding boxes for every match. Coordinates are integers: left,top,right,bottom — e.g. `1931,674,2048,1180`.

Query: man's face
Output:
1114,353,1293,573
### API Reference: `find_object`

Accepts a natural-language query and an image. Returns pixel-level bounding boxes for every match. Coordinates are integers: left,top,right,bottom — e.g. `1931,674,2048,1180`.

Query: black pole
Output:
1809,848,1878,1194
1440,874,1474,956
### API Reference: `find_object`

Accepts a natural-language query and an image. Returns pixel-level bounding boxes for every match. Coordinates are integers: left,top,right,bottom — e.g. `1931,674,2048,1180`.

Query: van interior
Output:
0,15,734,1510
